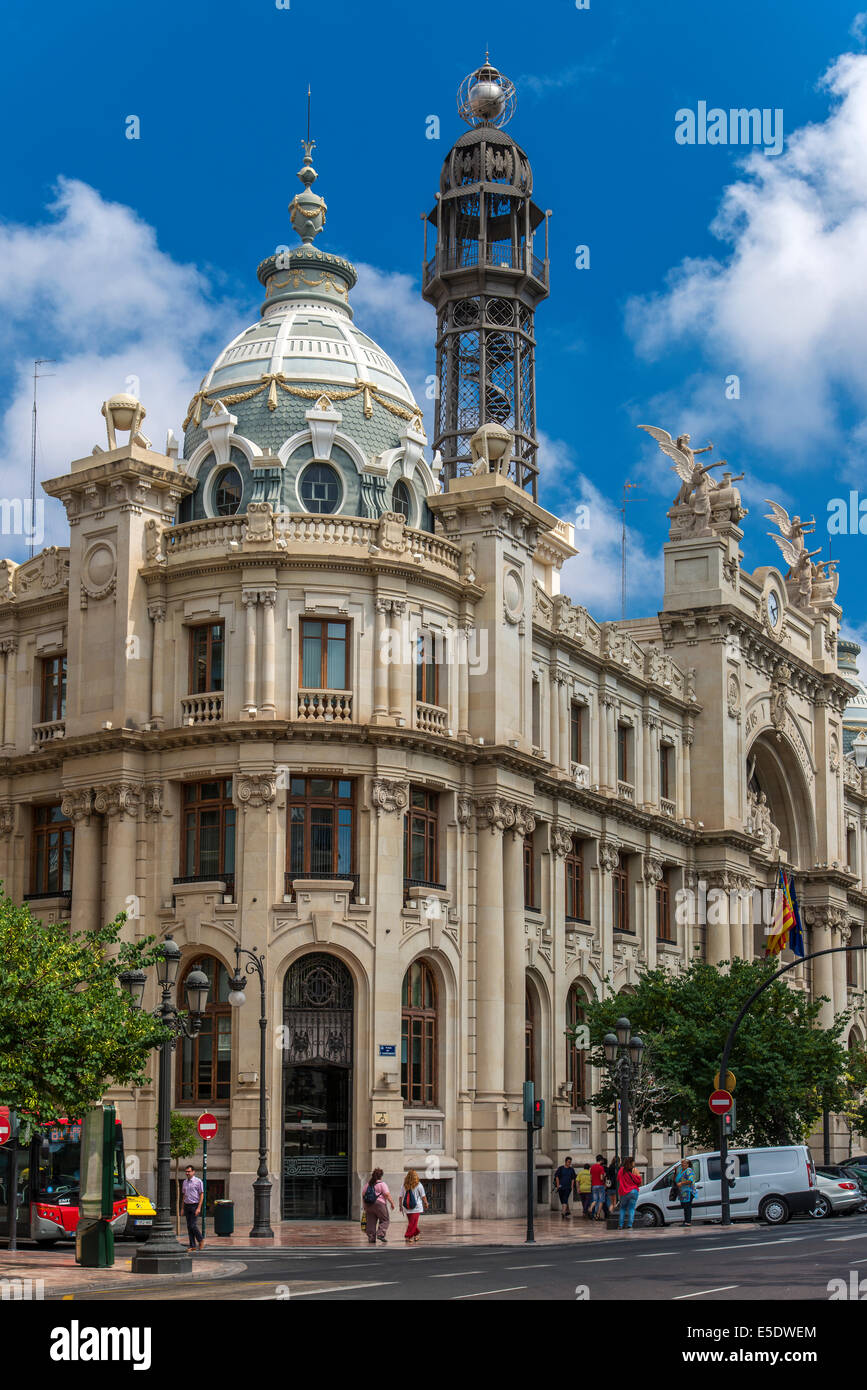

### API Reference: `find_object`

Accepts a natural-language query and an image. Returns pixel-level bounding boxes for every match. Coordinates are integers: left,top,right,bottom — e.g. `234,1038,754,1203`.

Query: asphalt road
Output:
60,1212,867,1301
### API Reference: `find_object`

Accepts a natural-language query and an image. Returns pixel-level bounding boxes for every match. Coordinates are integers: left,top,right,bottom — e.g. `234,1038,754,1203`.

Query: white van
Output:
634,1145,817,1226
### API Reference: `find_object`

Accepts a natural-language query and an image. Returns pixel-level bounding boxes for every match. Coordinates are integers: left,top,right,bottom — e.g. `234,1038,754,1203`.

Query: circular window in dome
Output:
214,466,243,516
299,462,341,515
392,480,413,523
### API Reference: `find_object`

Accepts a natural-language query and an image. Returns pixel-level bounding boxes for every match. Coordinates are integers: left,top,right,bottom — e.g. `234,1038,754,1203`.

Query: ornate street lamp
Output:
852,731,867,770
228,944,274,1238
603,1016,643,1162
121,935,210,1274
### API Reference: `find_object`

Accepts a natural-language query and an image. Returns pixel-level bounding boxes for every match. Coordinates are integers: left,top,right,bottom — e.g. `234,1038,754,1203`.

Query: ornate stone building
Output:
1,62,865,1221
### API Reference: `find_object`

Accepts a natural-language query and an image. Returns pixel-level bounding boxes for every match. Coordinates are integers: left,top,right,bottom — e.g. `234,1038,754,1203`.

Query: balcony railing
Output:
415,702,448,735
404,877,447,893
181,692,224,725
24,889,72,904
32,719,65,744
297,690,353,723
660,797,676,818
617,780,635,803
173,872,235,902
423,244,549,287
285,871,359,900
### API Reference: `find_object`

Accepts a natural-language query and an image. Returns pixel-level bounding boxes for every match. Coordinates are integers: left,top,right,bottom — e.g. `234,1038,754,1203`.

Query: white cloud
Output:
352,261,437,432
625,53,867,475
852,12,867,45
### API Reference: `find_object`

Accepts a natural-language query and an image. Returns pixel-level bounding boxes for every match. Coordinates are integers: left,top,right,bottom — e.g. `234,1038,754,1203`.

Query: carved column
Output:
597,694,608,789
642,854,663,970
148,600,166,730
504,806,533,1096
243,590,258,712
704,872,732,968
457,622,471,739
682,723,693,821
260,590,277,717
373,600,389,717
549,672,560,771
833,918,850,1016
1,638,17,748
0,646,7,745
388,600,407,719
806,908,835,1028
649,718,660,806
598,838,620,975
558,679,570,774
62,790,102,937
641,712,652,809
93,782,142,946
475,798,512,1097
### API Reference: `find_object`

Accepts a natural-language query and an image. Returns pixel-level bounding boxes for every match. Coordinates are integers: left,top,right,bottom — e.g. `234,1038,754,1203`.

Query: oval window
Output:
392,480,412,522
299,462,341,515
213,466,243,516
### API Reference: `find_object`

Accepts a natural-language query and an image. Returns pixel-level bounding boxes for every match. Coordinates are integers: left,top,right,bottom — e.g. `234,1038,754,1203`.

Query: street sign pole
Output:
523,1080,535,1245
202,1139,208,1238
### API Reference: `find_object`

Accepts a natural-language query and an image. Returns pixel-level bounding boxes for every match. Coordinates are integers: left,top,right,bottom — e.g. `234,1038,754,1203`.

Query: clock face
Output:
767,592,779,626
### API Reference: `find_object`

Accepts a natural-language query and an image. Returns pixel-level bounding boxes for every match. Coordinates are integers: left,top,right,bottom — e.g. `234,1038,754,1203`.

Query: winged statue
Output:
770,535,821,572
764,500,815,554
639,425,728,502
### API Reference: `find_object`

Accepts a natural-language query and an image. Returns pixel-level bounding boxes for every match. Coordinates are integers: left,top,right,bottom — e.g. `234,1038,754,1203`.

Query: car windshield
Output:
35,1130,82,1198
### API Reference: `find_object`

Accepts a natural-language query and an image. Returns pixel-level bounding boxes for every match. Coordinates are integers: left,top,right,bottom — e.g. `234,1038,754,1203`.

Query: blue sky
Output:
2,0,867,642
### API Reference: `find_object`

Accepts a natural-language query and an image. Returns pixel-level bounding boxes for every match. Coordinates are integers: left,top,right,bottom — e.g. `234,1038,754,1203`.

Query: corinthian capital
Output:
0,803,15,837
551,825,574,859
371,776,410,817
93,782,142,820
642,853,664,885
477,796,518,836
598,838,621,874
61,789,94,825
513,806,536,838
236,772,276,813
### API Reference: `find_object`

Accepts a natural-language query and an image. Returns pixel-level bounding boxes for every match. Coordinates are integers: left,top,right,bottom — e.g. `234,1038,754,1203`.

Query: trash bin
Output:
214,1199,234,1236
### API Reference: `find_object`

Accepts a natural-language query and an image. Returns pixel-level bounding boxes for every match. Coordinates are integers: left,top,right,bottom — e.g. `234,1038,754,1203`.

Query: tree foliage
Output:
574,959,859,1150
0,892,169,1117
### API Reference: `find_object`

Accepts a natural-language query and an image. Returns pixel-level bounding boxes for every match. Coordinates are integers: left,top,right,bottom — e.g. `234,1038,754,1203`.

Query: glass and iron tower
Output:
422,59,550,499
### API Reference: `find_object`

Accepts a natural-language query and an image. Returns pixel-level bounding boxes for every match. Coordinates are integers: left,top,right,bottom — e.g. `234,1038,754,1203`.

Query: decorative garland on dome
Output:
183,372,424,432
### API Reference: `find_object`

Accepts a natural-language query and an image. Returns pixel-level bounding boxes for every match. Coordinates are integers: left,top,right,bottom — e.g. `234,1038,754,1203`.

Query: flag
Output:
766,868,804,957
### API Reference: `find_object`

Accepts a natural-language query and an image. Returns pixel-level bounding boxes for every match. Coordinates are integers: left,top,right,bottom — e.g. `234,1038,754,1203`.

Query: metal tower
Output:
422,59,550,499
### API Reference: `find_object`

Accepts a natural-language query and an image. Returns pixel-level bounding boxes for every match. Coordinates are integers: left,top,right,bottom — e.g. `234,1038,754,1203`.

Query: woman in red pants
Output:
400,1169,428,1243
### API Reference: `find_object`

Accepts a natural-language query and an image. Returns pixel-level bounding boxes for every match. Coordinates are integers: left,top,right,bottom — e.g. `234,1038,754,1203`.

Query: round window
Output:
214,466,243,516
392,480,412,523
299,462,341,515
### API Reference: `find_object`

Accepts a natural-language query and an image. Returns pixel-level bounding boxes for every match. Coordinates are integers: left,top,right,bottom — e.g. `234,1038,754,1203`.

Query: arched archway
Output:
747,730,817,870
282,953,354,1219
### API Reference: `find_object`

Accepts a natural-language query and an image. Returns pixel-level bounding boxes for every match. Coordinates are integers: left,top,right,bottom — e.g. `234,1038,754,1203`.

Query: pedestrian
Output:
589,1153,607,1221
617,1155,642,1231
553,1155,577,1218
604,1156,619,1217
181,1163,204,1253
577,1163,593,1217
673,1157,697,1225
400,1168,428,1243
361,1166,394,1245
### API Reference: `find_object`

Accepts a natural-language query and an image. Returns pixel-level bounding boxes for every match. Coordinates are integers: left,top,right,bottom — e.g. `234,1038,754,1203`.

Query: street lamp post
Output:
120,937,210,1275
603,1017,645,1164
228,945,274,1238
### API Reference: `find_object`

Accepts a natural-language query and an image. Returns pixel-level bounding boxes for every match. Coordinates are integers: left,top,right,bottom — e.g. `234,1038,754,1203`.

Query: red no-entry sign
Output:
0,1107,10,1145
709,1089,733,1116
197,1112,218,1140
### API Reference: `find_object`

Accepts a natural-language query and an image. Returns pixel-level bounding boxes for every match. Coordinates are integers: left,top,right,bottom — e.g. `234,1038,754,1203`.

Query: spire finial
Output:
290,84,327,244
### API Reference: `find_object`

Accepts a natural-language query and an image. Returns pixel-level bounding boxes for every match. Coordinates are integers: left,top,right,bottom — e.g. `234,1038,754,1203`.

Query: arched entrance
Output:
282,953,353,1219
747,732,816,870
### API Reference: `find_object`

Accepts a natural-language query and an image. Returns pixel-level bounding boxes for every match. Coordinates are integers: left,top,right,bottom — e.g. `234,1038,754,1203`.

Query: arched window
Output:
213,466,243,516
401,960,438,1107
392,480,412,523
566,984,587,1109
299,463,341,515
177,956,232,1103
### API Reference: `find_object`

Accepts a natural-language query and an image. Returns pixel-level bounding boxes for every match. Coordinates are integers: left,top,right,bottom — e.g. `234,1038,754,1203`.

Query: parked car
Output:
634,1145,817,1226
814,1164,867,1213
809,1171,863,1218
118,1179,156,1240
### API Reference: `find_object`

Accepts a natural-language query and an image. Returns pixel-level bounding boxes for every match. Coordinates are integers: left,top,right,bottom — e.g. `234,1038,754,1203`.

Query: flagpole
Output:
718,943,867,1226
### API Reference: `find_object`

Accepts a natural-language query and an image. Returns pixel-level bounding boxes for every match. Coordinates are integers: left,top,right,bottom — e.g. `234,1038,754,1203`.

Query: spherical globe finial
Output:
458,58,517,129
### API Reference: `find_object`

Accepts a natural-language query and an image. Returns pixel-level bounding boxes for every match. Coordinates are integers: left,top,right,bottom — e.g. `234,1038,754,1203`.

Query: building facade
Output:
2,63,865,1222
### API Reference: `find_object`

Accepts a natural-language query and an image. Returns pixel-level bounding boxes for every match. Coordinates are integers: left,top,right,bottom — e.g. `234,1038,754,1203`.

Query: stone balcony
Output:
415,701,449,735
660,797,676,818
181,691,224,725
31,719,65,746
297,689,353,723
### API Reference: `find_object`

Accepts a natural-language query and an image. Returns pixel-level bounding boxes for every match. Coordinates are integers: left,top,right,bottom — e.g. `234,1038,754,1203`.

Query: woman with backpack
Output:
400,1168,428,1243
361,1167,394,1244
673,1158,697,1225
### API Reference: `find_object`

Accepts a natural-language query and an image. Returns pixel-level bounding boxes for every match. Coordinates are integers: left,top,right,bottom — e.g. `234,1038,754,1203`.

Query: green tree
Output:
159,1111,199,1233
839,1044,867,1156
572,959,856,1150
0,892,169,1117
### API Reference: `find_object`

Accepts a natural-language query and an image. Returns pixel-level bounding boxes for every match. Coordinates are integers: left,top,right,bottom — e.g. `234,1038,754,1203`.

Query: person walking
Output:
673,1157,697,1226
400,1169,428,1243
605,1156,619,1218
588,1154,607,1221
181,1163,205,1253
617,1156,642,1231
553,1156,577,1218
576,1163,593,1217
361,1167,394,1245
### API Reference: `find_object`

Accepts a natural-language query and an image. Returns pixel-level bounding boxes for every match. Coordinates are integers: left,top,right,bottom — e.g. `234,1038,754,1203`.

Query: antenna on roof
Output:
307,85,311,145
30,359,56,560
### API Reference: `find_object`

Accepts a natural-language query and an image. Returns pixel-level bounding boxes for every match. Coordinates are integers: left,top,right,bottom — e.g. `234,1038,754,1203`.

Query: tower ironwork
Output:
422,60,550,498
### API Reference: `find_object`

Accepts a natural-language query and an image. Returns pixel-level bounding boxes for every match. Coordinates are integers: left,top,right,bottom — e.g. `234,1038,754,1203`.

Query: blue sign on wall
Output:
378,1044,396,1057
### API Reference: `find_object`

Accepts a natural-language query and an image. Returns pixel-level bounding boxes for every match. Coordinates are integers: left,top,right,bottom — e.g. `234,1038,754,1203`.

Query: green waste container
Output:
214,1199,234,1236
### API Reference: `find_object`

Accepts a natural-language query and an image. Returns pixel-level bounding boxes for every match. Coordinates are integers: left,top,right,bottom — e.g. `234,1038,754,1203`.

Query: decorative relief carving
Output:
143,785,163,819
60,789,94,825
477,796,517,835
513,806,536,838
598,839,621,873
244,502,274,544
93,782,141,820
236,774,276,812
551,825,574,858
727,673,741,720
371,777,409,816
642,854,664,885
0,804,15,837
456,795,474,827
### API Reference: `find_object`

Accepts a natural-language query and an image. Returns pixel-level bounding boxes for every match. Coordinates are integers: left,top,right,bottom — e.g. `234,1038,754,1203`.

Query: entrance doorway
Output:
282,953,353,1218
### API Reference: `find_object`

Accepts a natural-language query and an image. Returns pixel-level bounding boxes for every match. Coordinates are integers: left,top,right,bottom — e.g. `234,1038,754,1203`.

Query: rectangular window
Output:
287,777,355,880
404,786,440,885
613,856,630,932
570,702,583,765
300,619,349,690
660,744,672,801
656,876,672,941
847,945,857,988
565,838,585,920
40,654,67,723
415,631,441,706
189,623,224,694
181,780,235,883
617,725,629,783
30,803,73,894
523,836,537,910
531,679,541,748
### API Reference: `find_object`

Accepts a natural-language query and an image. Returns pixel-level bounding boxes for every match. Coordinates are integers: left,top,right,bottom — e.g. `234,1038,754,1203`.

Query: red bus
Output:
0,1116,126,1244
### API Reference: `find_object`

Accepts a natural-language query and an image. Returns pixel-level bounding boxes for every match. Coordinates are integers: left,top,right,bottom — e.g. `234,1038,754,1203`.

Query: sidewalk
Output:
0,1247,245,1298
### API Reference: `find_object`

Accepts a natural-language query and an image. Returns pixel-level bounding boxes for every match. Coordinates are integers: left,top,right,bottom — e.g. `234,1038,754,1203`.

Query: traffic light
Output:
532,1099,545,1130
522,1080,535,1123
722,1100,737,1138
